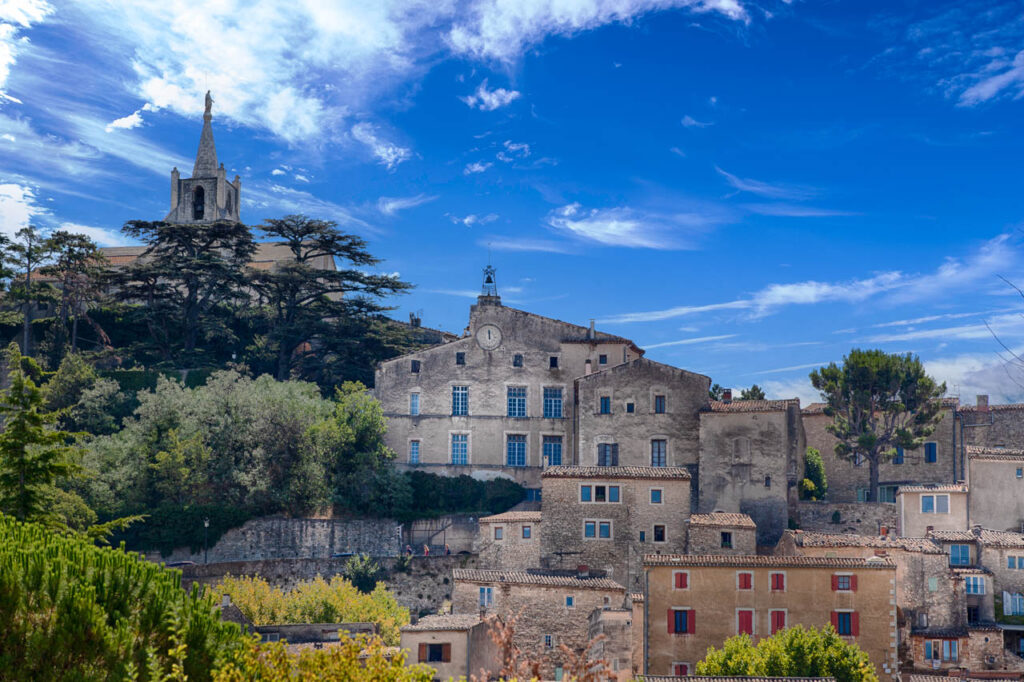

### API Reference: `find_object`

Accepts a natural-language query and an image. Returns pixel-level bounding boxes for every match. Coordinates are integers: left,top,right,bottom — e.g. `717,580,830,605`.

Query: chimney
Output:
577,564,589,578
588,319,595,340
977,394,989,411
585,359,593,375
722,388,732,404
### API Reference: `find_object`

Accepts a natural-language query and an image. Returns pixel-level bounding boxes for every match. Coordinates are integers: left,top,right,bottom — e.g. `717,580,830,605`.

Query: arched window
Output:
193,186,205,220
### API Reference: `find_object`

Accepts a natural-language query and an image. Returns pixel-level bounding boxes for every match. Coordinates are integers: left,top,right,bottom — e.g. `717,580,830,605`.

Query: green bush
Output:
801,447,828,500
400,471,525,520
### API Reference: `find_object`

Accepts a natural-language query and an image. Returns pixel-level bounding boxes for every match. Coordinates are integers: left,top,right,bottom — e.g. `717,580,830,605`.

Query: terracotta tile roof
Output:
896,483,968,494
401,614,486,632
966,445,1024,461
542,465,691,480
958,402,1024,413
975,528,1024,548
794,532,944,554
643,554,895,569
951,566,992,576
688,513,757,529
705,399,800,413
451,569,625,591
909,626,969,638
906,675,1014,682
802,402,828,415
478,511,542,523
645,677,835,682
929,530,977,542
628,592,644,603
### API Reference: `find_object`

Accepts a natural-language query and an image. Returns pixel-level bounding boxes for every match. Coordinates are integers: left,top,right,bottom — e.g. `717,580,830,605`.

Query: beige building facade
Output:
400,613,500,680
967,447,1024,533
896,485,969,538
475,510,541,571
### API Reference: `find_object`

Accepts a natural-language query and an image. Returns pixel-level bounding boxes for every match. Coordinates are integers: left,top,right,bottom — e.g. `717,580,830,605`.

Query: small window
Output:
427,643,446,662
626,402,635,413
599,521,611,538
653,524,666,543
925,442,937,463
673,664,689,676
455,352,465,365
581,485,592,502
410,359,420,373
721,532,733,549
834,611,853,636
599,396,611,414
928,577,938,592
965,576,985,594
494,526,503,540
770,610,786,634
599,354,608,365
451,433,468,465
893,447,904,464
853,451,864,467
597,443,619,466
584,521,596,538
835,575,852,591
770,573,785,591
651,439,667,467
522,525,531,539
543,435,563,465
549,356,559,369
543,634,554,648
737,572,752,590
409,440,420,464
609,485,620,502
654,395,666,414
192,185,205,220
409,393,420,416
452,386,469,416
565,595,575,609
479,586,493,607
639,530,646,542
513,353,523,367
764,475,771,488
1017,468,1023,479
507,386,527,418
650,489,663,504
1009,556,1017,569
737,609,754,635
671,609,691,634
595,485,606,502
950,544,970,566
673,571,688,589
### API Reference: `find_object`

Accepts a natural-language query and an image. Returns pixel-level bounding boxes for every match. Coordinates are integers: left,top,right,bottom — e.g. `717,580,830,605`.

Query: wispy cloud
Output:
464,160,492,175
645,334,738,349
546,201,729,250
482,236,571,253
871,311,990,328
496,139,530,162
754,361,831,375
602,300,750,324
681,114,712,128
460,79,521,111
924,347,1024,404
449,213,499,227
0,0,52,100
248,183,373,233
716,166,815,200
865,313,1024,344
377,193,438,216
0,182,130,245
744,203,858,218
58,221,133,247
350,123,411,170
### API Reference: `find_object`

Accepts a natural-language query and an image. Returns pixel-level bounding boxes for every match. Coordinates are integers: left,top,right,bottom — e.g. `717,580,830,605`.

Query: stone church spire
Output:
192,91,219,177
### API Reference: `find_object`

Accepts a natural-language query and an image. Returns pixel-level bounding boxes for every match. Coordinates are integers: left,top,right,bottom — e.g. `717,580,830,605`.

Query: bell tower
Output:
477,264,501,307
165,91,242,224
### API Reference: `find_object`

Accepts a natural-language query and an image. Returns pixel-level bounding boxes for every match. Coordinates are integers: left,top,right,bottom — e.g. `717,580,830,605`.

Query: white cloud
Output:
482,236,570,253
865,313,1024,344
0,182,39,235
669,146,685,157
546,201,726,250
681,114,711,127
105,110,143,132
449,212,498,226
715,166,815,200
294,174,310,183
871,311,990,328
924,349,1024,405
754,361,832,375
377,193,438,215
460,79,521,111
249,183,373,233
0,0,52,99
601,299,750,324
350,123,411,170
762,376,819,405
744,203,857,218
645,334,737,349
271,168,286,176
463,160,492,174
496,139,530,162
58,222,132,247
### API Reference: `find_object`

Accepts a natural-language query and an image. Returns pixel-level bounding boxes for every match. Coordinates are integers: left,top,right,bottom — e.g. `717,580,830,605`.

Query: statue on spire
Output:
204,91,213,117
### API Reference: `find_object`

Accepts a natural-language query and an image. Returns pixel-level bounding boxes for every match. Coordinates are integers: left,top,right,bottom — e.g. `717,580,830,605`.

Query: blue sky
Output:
2,0,1024,403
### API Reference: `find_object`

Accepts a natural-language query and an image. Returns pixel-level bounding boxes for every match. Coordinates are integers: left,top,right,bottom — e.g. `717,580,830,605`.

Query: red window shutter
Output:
418,643,428,662
851,612,859,636
675,664,688,676
675,572,687,589
830,611,839,630
739,610,753,635
831,575,839,591
850,575,858,592
739,573,751,589
777,574,785,590
689,609,696,634
668,609,675,634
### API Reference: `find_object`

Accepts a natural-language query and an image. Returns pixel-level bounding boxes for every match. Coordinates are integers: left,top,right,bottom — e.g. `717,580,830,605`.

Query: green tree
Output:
0,343,78,522
740,384,766,400
251,215,412,382
112,220,255,364
709,383,725,401
345,552,383,593
40,230,107,355
810,349,946,501
697,625,878,682
800,447,829,500
8,225,53,355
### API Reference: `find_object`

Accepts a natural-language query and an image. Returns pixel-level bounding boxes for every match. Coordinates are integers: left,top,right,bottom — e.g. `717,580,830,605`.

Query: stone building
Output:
802,401,960,504
698,400,805,545
959,397,1024,450
587,607,634,679
400,613,501,680
686,513,757,555
967,447,1024,533
475,511,541,571
538,466,692,589
897,484,970,538
642,554,899,680
450,568,626,679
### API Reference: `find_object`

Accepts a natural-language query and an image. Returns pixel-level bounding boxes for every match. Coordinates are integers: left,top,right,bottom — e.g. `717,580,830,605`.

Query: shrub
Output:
344,553,382,593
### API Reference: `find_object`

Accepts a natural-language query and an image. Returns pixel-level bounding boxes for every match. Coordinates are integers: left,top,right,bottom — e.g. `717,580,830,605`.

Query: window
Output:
950,544,970,566
878,485,897,503
770,573,785,591
584,521,596,538
479,586,493,607
506,434,527,467
493,526,503,540
853,451,864,467
893,447,904,464
410,359,420,373
543,436,563,466
599,396,611,414
673,571,689,589
513,353,523,367
409,393,420,416
455,352,465,365
549,356,559,369
770,610,787,634
928,577,938,592
654,395,666,414
673,663,689,676
595,485,606,502
1010,556,1017,569
451,434,468,465
425,643,448,662
584,520,612,539
764,475,772,488
650,488,663,504
654,524,666,543
921,494,950,513
597,443,619,466
599,521,611,538
1016,467,1024,478
543,388,563,418
522,525,531,539
1006,592,1024,616
609,485,620,502
580,485,592,502
925,442,937,463
721,532,733,549
668,609,694,634
451,385,468,415
833,574,855,591
193,185,205,220
599,354,608,365
626,402,635,413
409,440,420,464
737,609,754,635
737,572,752,590
639,531,646,542
831,611,856,636
565,595,575,609
543,634,554,648
507,386,527,418
651,439,667,467
965,576,985,595
925,640,958,662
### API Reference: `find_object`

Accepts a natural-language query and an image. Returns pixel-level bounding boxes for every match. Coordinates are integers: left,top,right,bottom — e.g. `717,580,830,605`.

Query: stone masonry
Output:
686,513,757,555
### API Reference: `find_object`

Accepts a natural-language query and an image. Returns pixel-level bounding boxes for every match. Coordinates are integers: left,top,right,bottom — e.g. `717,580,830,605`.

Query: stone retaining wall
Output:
795,501,898,536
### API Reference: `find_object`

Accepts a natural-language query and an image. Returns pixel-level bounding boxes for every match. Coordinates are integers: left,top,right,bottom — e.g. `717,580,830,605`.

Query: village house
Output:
641,554,899,680
399,613,501,681
897,484,970,538
587,606,634,679
475,510,542,570
686,513,757,555
450,568,626,680
959,397,1024,451
966,447,1024,533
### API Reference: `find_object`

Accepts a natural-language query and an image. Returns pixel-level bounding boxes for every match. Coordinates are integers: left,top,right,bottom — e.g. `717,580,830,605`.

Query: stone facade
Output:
476,511,542,570
967,447,1024,532
698,400,805,545
400,614,500,680
959,398,1024,450
451,568,626,678
588,607,633,680
685,513,757,555
802,402,960,504
642,555,899,680
539,466,692,590
897,485,969,538
794,501,898,536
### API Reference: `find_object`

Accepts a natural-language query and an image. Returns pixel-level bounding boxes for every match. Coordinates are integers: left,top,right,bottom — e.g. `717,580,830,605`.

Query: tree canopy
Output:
739,384,766,400
810,349,946,502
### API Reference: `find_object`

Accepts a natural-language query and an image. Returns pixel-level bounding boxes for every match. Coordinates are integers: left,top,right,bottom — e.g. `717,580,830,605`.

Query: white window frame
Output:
542,386,565,419
541,433,564,466
409,392,420,416
449,431,470,465
671,662,691,677
506,385,528,418
583,518,613,540
479,586,493,607
650,487,664,504
736,570,754,590
965,575,985,595
451,384,469,416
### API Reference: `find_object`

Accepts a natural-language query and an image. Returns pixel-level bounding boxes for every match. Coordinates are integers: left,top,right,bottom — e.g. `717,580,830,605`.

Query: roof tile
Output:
689,513,757,529
706,399,799,413
452,569,625,591
644,554,895,569
478,511,542,523
795,532,943,554
542,465,691,480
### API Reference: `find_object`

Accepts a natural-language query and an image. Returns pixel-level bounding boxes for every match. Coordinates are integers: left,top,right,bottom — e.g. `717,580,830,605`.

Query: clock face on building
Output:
476,324,503,350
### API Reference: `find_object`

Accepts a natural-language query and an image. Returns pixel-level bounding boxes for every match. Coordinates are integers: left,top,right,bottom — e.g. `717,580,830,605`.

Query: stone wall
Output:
960,403,1024,449
795,501,897,536
477,518,542,570
687,524,757,555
